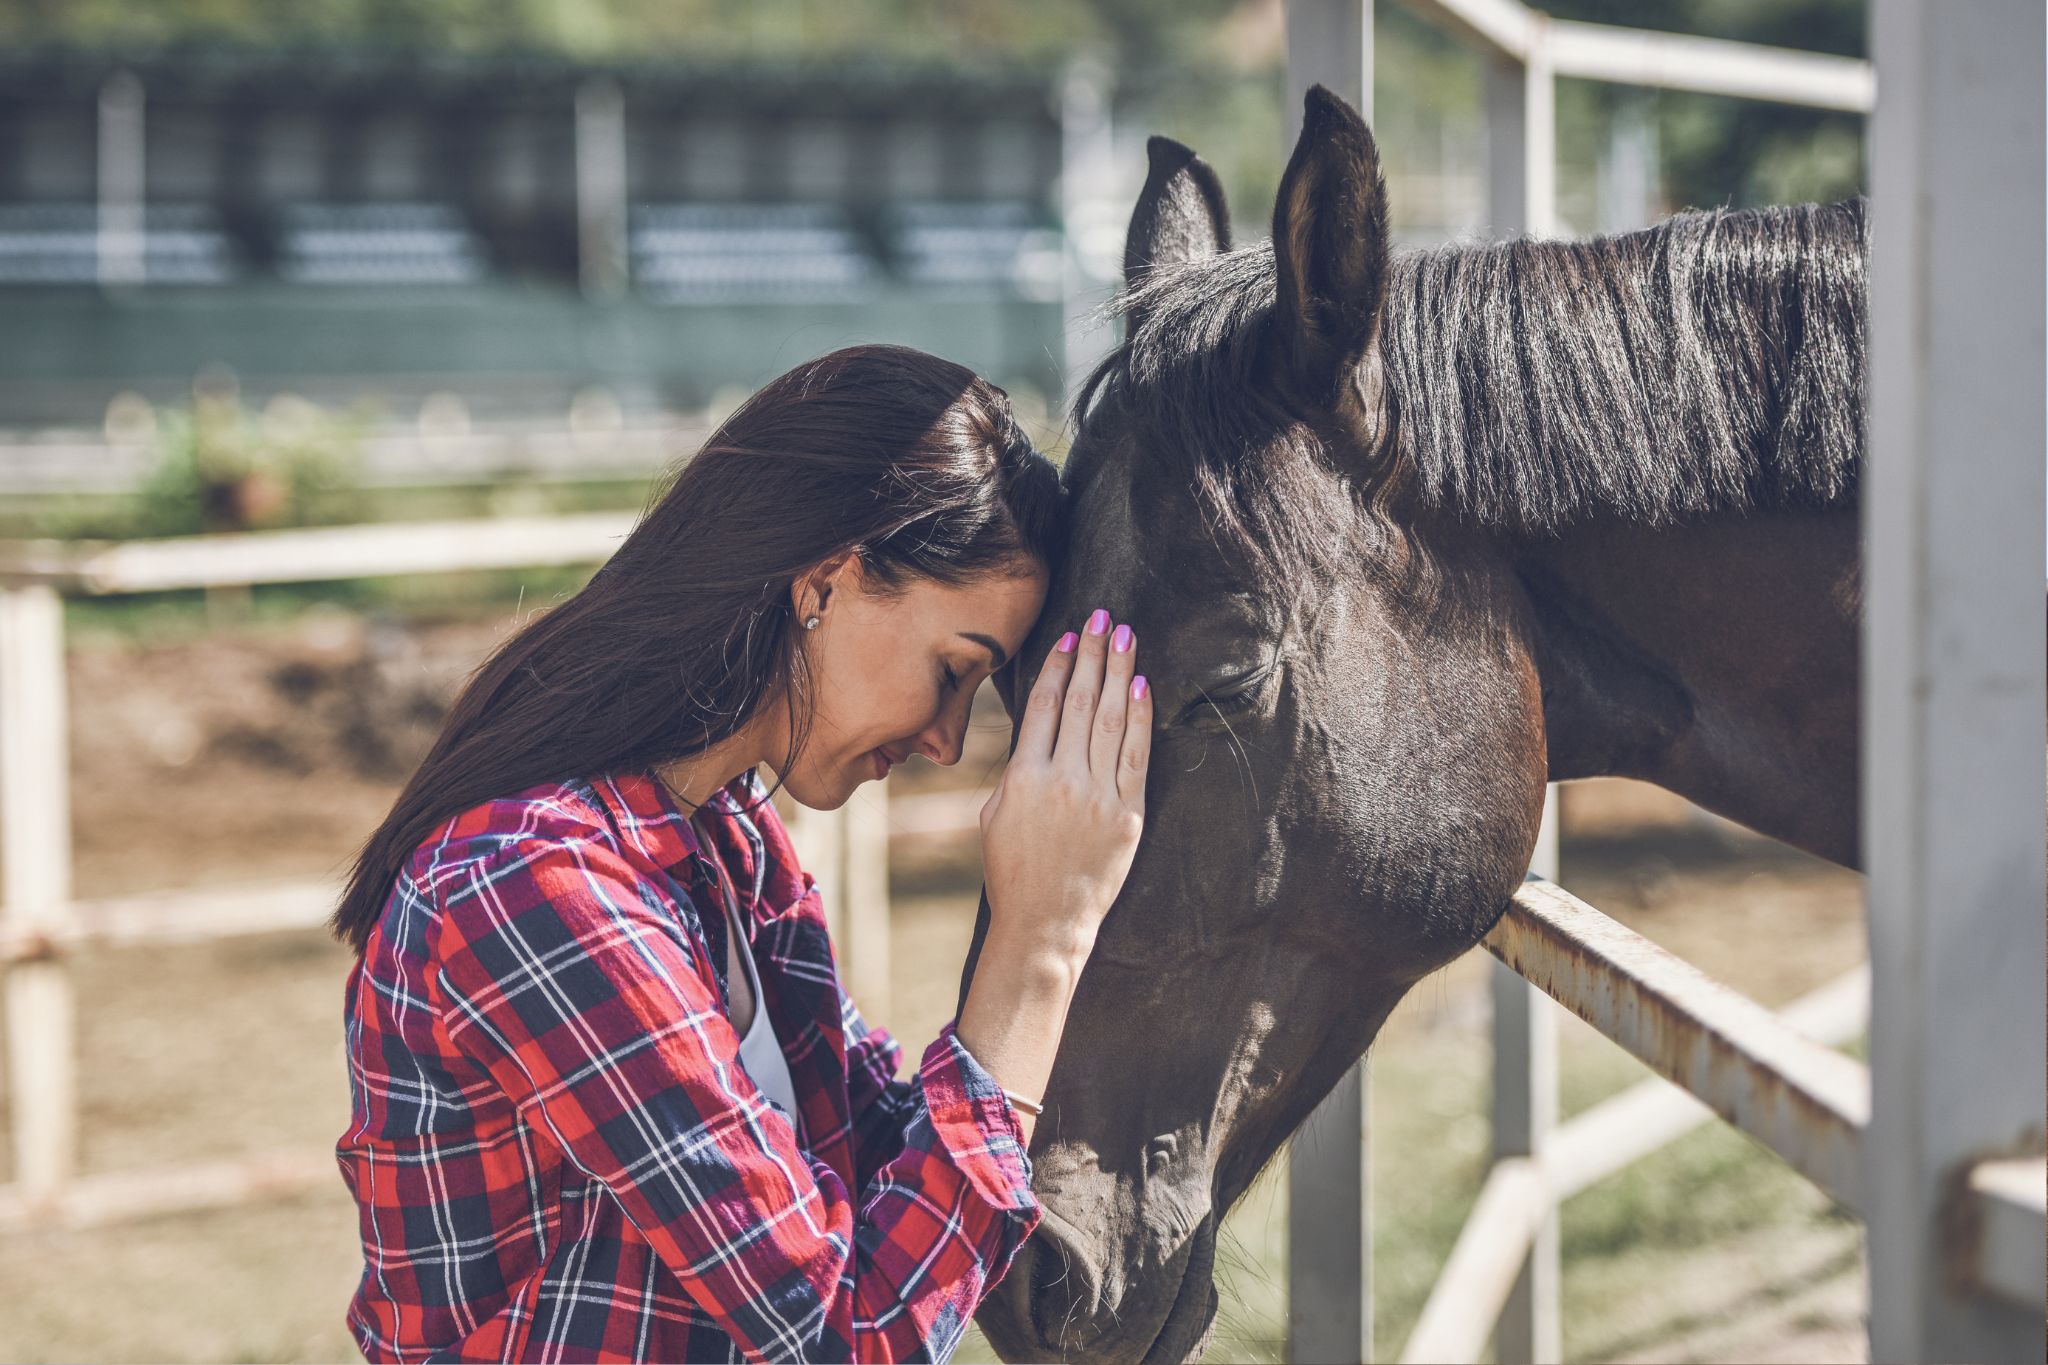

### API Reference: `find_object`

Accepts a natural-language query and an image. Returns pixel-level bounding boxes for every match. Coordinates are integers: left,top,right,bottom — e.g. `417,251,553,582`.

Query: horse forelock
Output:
1073,243,1360,611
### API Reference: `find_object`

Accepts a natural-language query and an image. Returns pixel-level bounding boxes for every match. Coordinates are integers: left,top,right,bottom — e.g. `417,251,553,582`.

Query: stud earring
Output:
803,615,821,631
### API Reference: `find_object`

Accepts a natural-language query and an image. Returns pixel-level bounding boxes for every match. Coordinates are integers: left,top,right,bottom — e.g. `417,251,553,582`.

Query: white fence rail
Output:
1399,883,1871,1365
0,422,695,496
0,517,907,1234
1281,3,2046,1362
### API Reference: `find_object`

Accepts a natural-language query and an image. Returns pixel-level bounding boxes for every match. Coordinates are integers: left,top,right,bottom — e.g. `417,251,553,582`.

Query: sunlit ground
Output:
0,618,1865,1363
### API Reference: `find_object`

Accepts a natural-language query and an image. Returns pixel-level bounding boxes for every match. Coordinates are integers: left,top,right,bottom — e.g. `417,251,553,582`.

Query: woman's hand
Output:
977,608,1151,970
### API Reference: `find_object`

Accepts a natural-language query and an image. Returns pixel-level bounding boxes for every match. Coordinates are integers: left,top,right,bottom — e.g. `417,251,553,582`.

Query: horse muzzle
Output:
979,1205,1219,1365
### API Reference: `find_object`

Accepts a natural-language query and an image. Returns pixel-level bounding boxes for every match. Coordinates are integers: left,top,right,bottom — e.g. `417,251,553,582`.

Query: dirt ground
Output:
0,607,1868,1362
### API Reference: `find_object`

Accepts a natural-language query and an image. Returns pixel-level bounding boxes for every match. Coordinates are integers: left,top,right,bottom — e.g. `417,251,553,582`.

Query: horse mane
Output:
1074,199,1867,569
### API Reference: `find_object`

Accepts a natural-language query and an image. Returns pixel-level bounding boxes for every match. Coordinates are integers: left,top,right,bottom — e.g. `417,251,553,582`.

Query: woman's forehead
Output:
913,569,1046,645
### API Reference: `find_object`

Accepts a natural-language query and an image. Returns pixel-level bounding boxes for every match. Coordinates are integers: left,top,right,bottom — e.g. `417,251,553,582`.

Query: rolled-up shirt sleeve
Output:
426,813,1040,1364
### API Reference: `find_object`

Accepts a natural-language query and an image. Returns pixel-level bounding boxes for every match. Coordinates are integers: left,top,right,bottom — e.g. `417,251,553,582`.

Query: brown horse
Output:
964,87,1867,1364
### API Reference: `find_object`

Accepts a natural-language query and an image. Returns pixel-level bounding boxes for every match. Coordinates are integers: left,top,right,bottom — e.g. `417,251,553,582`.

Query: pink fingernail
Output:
1131,675,1149,700
1087,608,1110,635
1056,631,1078,653
1111,624,1132,652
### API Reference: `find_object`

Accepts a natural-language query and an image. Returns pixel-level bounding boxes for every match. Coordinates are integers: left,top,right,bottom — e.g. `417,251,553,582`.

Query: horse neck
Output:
1512,506,1863,869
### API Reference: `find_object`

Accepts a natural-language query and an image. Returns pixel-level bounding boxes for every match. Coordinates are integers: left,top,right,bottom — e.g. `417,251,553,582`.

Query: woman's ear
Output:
793,549,862,620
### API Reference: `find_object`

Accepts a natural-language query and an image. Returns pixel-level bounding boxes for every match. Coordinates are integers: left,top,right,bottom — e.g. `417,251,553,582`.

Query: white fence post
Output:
1289,1062,1373,1364
840,785,892,1029
781,794,891,1028
1284,4,1375,1361
0,585,76,1204
1284,0,1373,145
1492,791,1559,1364
1482,17,1555,240
1483,31,1561,1358
96,70,145,289
1058,55,1119,409
1865,2,2048,1360
784,799,844,939
575,77,629,300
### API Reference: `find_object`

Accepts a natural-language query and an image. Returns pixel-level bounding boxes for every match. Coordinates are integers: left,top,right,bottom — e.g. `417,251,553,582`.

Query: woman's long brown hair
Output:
330,344,1064,955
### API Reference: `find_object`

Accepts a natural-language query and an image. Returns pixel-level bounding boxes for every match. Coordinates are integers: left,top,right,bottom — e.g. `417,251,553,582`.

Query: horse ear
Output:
1124,136,1232,325
1271,85,1390,412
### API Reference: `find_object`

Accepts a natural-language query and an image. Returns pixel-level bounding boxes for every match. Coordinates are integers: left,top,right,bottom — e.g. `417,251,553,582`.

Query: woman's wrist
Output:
954,917,1095,1129
980,906,1096,989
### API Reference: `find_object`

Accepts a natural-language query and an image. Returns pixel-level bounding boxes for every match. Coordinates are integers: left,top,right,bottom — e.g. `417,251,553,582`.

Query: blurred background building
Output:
0,49,1069,424
0,0,1862,528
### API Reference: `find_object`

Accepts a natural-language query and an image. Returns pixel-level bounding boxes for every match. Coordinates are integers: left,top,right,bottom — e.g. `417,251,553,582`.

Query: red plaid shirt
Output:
337,769,1041,1363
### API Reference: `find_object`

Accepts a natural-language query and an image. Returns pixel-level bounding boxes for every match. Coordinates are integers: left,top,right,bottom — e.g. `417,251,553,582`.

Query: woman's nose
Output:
916,709,968,766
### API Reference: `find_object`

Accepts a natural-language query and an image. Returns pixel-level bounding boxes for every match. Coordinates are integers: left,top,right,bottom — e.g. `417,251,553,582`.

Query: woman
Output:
330,344,1150,1364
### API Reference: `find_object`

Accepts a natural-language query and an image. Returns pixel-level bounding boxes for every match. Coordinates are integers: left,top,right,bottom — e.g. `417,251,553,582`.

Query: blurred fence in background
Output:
0,515,965,1236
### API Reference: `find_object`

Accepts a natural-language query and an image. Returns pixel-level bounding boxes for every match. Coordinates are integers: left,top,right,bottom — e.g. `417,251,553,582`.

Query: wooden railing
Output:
0,516,914,1234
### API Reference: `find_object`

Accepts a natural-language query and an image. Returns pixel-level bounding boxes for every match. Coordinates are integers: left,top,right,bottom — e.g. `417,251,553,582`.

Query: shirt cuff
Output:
918,1019,1042,1224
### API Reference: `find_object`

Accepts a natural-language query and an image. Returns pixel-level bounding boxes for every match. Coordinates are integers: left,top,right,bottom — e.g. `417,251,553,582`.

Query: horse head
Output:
967,88,1551,1363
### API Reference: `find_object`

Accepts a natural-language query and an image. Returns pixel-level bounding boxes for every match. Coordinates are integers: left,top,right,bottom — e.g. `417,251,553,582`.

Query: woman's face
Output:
770,555,1049,809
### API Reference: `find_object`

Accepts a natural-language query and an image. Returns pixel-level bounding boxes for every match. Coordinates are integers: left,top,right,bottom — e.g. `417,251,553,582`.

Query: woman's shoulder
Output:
401,777,623,892
393,767,811,922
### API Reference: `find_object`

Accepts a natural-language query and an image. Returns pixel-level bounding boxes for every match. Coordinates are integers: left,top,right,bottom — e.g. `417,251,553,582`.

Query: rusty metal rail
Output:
1485,875,1871,1212
1400,956,1873,1365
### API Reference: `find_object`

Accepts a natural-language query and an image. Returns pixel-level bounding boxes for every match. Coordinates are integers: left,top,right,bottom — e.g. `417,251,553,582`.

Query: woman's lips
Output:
870,749,892,780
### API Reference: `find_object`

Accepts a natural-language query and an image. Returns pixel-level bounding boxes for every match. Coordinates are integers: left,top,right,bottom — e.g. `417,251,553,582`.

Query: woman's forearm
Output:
954,918,1091,1147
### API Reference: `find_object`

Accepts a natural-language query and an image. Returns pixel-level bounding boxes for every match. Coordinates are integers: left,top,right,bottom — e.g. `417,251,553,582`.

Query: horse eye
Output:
1175,673,1272,727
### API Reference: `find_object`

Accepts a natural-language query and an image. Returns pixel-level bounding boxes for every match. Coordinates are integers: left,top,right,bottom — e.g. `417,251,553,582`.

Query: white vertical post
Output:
575,77,628,300
1483,25,1555,240
1866,2,2047,1362
1484,33,1561,1361
1058,55,1118,407
1288,1062,1372,1365
1597,93,1659,235
1,585,76,1204
96,70,145,289
784,800,844,945
840,784,893,1028
1284,0,1372,143
1492,791,1560,1365
783,795,890,1027
1285,5,1373,1361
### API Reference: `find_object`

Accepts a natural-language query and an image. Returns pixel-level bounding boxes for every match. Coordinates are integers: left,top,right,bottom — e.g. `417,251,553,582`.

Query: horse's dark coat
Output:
971,89,1872,1365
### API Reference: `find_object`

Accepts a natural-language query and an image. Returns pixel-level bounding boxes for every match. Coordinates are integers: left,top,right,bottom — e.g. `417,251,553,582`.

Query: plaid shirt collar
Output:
589,768,719,872
586,768,784,927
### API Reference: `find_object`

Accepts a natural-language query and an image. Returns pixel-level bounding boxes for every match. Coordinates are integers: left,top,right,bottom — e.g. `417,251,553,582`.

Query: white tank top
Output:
699,839,802,1136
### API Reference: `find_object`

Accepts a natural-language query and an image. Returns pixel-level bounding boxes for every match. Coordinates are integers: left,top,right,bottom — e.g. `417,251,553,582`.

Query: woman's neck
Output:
652,724,769,810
